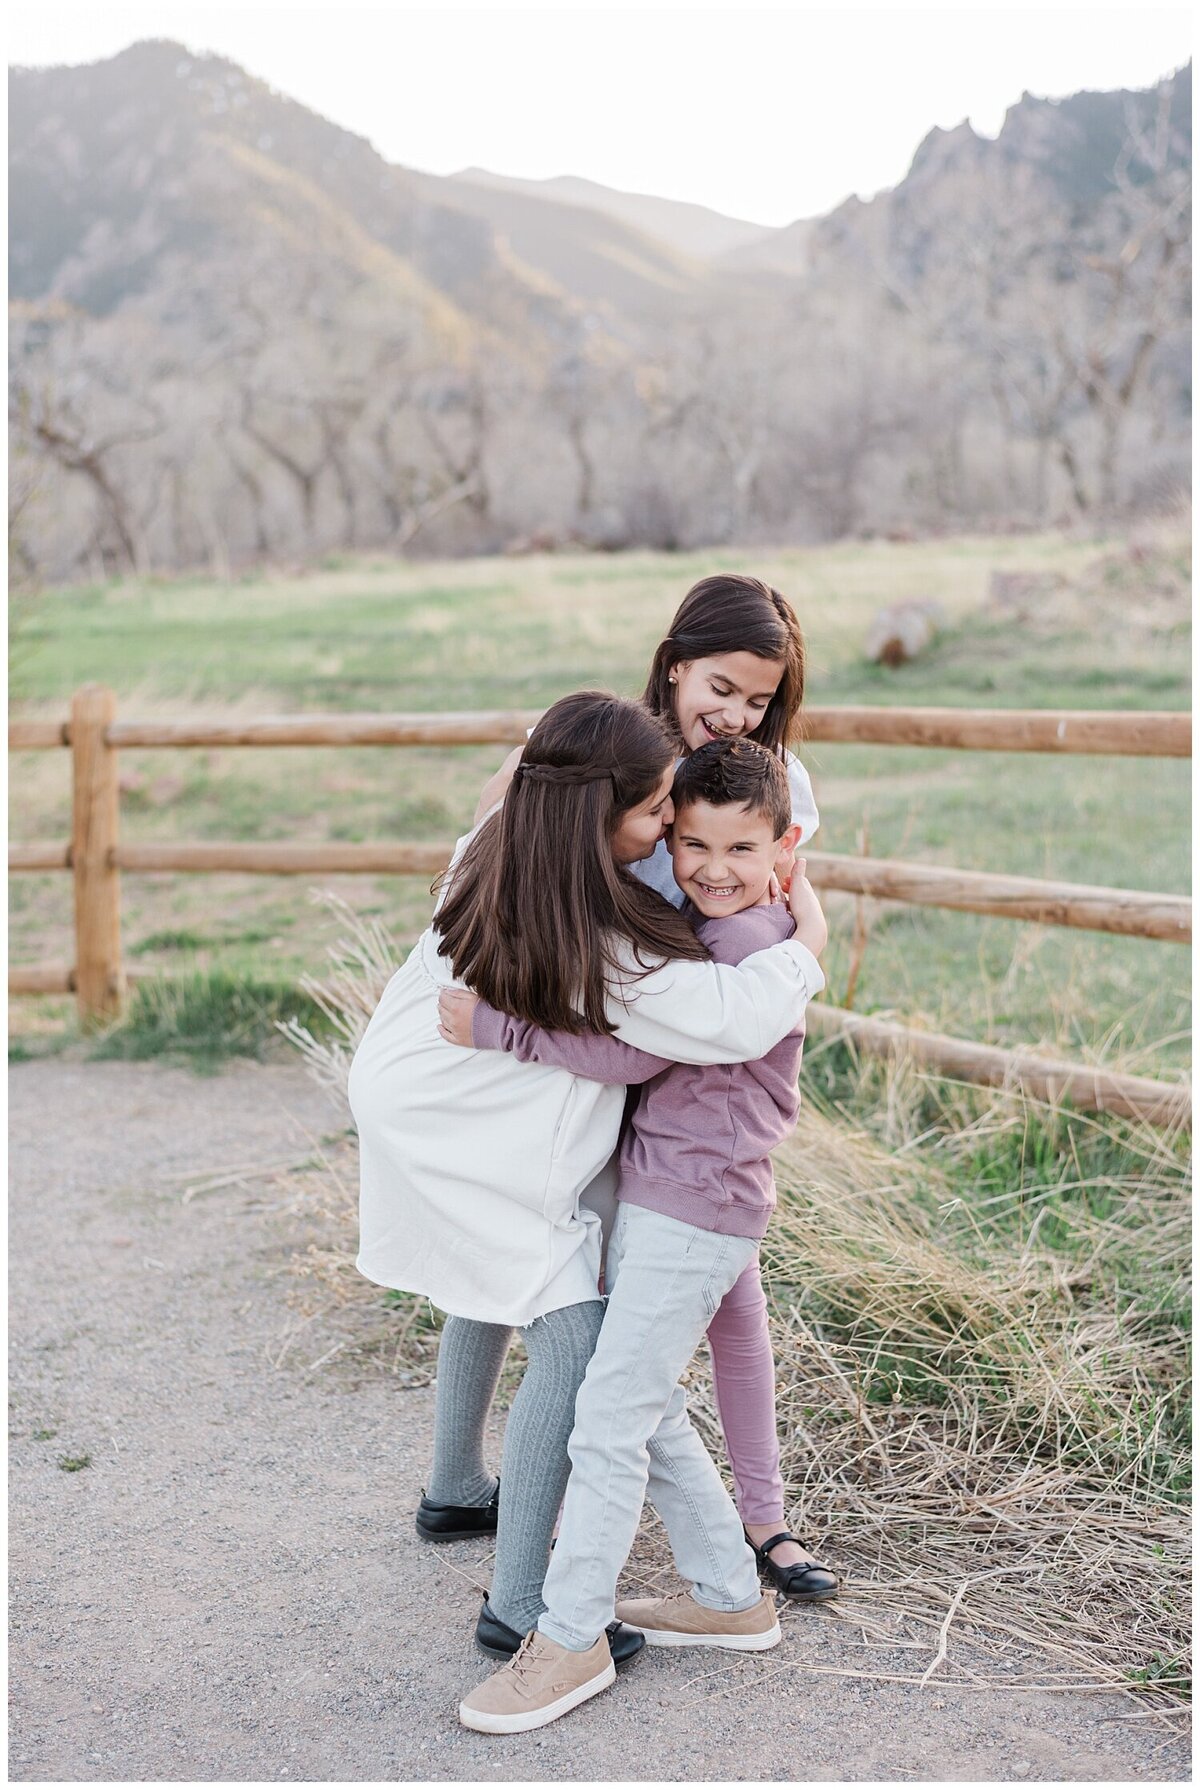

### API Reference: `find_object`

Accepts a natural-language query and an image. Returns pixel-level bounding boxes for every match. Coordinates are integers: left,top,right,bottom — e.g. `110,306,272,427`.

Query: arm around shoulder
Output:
608,936,824,1065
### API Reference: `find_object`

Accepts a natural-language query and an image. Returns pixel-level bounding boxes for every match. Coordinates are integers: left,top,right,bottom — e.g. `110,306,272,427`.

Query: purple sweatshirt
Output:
471,903,805,1241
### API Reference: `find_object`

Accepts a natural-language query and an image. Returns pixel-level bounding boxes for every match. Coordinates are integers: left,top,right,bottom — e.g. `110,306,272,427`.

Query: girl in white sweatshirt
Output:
348,690,823,1651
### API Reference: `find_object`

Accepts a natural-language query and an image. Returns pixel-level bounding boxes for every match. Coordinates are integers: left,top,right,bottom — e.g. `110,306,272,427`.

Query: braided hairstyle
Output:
435,691,707,1032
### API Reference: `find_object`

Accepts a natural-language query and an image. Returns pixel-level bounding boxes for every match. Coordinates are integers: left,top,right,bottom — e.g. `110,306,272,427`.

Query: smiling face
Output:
669,797,794,918
669,651,785,751
609,764,676,865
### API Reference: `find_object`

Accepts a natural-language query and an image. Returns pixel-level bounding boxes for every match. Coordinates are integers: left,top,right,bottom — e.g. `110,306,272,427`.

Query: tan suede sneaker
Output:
614,1590,781,1650
458,1630,616,1734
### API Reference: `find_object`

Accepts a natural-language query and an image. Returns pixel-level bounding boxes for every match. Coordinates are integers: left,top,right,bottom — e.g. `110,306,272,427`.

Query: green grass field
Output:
10,529,1191,1696
10,530,1190,1072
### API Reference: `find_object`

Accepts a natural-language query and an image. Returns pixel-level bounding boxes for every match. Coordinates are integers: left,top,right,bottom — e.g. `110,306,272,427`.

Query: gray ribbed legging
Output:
426,1301,605,1636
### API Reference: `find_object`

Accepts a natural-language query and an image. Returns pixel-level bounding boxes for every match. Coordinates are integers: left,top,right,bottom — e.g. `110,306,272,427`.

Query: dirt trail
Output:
9,1060,1190,1782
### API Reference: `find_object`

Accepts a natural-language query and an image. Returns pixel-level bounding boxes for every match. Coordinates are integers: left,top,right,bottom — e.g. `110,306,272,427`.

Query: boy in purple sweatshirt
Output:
452,738,828,1733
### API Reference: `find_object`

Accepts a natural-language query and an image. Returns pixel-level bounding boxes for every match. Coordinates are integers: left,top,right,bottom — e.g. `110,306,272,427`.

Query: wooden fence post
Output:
71,683,124,1026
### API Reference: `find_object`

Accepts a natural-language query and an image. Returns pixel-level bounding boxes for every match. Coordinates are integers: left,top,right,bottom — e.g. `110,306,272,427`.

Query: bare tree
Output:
1052,87,1191,512
236,388,332,546
546,352,599,527
416,363,491,524
315,389,370,546
12,370,164,572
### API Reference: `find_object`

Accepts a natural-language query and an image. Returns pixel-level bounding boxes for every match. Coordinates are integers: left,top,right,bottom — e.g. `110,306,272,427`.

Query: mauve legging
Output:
706,1254,786,1526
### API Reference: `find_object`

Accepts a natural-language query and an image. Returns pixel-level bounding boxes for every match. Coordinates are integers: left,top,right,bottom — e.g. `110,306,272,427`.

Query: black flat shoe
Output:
745,1528,839,1601
414,1481,500,1542
475,1596,646,1667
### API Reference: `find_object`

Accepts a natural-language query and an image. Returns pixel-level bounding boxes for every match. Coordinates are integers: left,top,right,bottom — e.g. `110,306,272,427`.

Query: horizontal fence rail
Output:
10,948,1183,1127
114,842,453,876
10,841,1190,943
8,962,157,996
802,852,1190,943
10,704,1192,756
9,962,78,995
10,843,71,871
8,686,1191,1126
801,706,1191,757
804,1007,1191,1130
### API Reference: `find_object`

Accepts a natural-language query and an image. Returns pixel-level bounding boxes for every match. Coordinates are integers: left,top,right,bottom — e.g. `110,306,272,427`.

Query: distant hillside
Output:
717,217,818,276
453,167,773,261
995,70,1192,206
434,170,716,326
720,68,1193,288
9,47,1190,581
803,66,1193,290
8,39,588,353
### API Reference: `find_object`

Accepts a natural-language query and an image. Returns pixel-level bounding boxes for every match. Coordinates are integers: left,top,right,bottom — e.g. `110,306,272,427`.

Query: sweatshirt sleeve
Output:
606,935,825,1064
472,1000,672,1086
785,749,820,844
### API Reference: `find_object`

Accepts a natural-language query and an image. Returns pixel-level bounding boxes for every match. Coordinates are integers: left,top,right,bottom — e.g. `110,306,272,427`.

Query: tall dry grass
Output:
698,1072,1190,1707
283,898,1191,1711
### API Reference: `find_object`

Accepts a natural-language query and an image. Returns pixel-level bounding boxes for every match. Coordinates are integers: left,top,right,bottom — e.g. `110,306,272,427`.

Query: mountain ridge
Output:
451,166,775,261
9,43,1190,579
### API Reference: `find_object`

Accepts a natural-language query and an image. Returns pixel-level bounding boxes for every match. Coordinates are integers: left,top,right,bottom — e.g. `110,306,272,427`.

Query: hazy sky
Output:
8,1,1193,225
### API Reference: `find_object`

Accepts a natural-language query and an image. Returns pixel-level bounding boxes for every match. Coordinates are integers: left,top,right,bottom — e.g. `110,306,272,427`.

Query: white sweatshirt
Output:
349,822,824,1326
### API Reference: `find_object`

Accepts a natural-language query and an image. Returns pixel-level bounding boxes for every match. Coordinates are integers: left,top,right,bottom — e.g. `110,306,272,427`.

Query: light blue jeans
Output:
537,1202,763,1652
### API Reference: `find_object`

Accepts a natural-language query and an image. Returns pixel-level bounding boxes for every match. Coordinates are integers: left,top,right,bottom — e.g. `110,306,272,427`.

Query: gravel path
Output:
9,1060,1190,1782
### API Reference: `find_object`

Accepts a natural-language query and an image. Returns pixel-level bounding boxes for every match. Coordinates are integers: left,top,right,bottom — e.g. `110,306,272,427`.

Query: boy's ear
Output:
774,824,802,885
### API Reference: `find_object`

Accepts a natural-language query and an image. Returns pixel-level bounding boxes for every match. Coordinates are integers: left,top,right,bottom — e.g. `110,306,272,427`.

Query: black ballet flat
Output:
746,1528,839,1601
476,1596,646,1666
414,1480,500,1541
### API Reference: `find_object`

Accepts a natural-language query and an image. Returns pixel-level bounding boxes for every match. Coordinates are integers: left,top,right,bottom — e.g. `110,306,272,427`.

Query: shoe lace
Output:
508,1632,543,1688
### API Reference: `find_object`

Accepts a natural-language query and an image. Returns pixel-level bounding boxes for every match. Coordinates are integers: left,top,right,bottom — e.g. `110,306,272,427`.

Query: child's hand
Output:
787,858,828,958
438,987,480,1047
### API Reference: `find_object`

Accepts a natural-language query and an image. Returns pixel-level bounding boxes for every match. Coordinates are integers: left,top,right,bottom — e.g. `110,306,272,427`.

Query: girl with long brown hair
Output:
348,688,825,1663
470,574,829,1595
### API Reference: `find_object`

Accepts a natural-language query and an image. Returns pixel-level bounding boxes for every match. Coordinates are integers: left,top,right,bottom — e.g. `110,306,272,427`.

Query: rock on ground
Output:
9,1060,1191,1782
864,601,946,665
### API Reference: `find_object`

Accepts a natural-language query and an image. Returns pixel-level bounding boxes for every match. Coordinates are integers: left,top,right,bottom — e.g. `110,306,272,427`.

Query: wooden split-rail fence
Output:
9,686,1192,1128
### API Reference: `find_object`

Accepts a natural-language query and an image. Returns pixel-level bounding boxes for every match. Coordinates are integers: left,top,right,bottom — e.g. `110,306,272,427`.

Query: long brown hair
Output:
643,574,806,756
435,691,708,1033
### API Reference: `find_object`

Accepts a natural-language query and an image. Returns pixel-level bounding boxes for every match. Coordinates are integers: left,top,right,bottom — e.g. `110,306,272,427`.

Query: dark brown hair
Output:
434,691,708,1033
672,737,792,837
643,574,806,756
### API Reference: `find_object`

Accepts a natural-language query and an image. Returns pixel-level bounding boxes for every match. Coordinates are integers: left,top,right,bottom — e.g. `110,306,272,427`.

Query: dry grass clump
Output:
283,905,1191,1713
718,1057,1191,1711
278,891,397,1099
